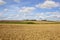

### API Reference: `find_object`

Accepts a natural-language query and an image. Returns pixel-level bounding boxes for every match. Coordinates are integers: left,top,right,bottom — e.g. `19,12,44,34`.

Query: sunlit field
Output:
0,0,60,40
0,21,60,40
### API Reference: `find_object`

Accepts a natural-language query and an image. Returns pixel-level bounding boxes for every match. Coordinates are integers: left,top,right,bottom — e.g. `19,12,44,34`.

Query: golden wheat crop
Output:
0,24,60,40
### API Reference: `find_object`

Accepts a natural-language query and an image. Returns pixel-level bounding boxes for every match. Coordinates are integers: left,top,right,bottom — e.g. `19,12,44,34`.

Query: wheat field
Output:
0,24,60,40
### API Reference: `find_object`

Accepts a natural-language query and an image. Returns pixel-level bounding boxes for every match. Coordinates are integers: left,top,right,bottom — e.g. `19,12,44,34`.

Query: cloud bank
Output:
36,0,60,8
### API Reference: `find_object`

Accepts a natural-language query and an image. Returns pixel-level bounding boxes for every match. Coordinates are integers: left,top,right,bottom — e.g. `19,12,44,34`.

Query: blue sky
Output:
0,0,60,21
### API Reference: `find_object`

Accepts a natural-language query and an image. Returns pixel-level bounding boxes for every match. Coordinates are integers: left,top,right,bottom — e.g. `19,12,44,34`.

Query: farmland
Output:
0,20,60,24
0,21,60,40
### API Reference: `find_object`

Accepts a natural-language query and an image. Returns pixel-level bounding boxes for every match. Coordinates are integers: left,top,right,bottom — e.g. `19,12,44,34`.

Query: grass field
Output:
0,21,60,24
0,21,60,40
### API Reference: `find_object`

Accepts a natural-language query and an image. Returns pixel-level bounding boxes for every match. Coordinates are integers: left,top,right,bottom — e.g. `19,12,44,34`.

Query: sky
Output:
0,0,60,21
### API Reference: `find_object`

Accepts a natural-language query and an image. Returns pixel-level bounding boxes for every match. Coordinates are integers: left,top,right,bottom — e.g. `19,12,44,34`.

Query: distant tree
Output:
41,20,47,21
24,19,36,21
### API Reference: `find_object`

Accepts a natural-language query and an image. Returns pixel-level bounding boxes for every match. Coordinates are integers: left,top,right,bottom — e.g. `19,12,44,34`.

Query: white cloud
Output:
14,0,20,3
4,9,8,12
0,0,6,5
0,12,2,16
19,7,35,13
46,0,51,1
0,9,8,17
36,0,59,8
0,8,9,14
46,12,60,18
35,11,60,20
36,13,48,20
48,12,60,18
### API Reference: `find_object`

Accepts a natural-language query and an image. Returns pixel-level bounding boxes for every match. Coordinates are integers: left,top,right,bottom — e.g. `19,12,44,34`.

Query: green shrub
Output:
26,22,36,24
